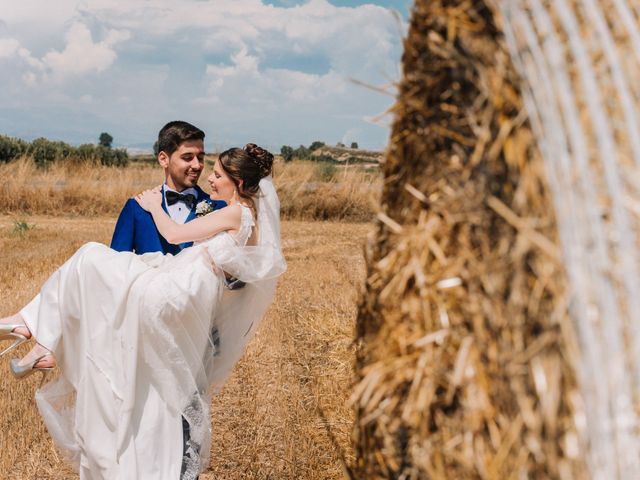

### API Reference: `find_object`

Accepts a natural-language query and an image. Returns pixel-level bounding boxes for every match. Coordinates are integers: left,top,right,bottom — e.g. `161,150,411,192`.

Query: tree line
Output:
0,132,129,168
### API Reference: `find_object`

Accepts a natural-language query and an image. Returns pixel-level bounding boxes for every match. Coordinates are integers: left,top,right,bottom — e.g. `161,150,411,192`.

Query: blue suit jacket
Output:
110,185,226,255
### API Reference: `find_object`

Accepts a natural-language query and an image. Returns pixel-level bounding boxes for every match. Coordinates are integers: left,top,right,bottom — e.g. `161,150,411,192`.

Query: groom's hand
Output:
201,248,244,289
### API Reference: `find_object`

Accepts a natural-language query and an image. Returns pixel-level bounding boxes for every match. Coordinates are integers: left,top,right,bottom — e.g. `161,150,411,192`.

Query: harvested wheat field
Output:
0,215,365,479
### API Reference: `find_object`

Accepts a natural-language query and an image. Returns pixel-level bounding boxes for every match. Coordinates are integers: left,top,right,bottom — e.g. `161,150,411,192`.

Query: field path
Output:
0,216,367,479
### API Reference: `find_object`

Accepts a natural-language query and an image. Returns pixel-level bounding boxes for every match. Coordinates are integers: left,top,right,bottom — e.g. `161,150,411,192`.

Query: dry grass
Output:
0,215,367,479
276,161,378,222
0,158,378,221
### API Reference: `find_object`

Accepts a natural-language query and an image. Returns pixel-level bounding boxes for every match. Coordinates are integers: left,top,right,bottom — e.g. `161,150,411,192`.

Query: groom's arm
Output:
110,199,136,252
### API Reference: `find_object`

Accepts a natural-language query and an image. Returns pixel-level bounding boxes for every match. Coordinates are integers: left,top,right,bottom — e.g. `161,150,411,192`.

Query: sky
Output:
0,0,410,152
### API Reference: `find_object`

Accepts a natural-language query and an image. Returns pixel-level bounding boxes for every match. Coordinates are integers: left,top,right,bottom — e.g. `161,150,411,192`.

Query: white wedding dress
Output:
18,179,286,480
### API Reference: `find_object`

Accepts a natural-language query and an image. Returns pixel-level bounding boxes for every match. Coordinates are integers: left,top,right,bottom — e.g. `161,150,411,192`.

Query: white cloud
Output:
202,43,349,111
76,0,399,81
0,0,404,149
209,47,260,79
0,20,130,86
0,37,44,85
0,38,20,57
42,22,130,80
0,1,80,35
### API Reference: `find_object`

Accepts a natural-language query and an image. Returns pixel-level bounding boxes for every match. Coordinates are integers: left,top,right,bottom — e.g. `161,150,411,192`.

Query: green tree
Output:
153,140,159,156
350,142,359,149
29,138,58,168
280,145,294,162
309,141,325,151
99,132,114,149
0,135,28,163
293,145,311,160
77,144,98,161
97,146,129,167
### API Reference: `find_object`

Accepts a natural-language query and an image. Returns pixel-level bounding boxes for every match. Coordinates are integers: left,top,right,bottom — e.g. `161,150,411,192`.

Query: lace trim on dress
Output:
231,205,255,247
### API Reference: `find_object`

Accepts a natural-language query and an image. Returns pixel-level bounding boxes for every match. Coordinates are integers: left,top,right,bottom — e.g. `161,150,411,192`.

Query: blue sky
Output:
0,0,408,152
268,0,410,16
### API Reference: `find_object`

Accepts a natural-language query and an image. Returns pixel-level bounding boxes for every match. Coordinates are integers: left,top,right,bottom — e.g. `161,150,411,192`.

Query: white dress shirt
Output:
163,185,197,225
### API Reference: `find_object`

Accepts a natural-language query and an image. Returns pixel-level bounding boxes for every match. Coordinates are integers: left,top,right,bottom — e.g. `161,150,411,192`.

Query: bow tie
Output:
165,190,196,210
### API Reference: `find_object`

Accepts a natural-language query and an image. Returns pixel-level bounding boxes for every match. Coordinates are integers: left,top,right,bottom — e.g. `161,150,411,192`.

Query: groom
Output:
111,120,221,479
111,120,225,254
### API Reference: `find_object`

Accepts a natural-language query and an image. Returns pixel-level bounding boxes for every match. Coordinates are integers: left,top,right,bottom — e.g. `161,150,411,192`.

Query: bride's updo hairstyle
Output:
218,143,274,201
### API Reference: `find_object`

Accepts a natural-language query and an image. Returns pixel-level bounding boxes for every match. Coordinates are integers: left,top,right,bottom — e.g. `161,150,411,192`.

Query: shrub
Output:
281,145,294,162
12,219,34,238
96,146,129,167
351,142,358,149
293,145,311,160
29,137,60,168
309,141,325,151
113,148,129,167
53,140,74,159
0,134,128,168
315,162,337,182
0,135,28,163
77,143,98,162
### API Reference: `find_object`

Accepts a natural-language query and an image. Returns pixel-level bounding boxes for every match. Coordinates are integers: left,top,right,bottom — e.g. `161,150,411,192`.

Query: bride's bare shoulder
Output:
208,204,244,229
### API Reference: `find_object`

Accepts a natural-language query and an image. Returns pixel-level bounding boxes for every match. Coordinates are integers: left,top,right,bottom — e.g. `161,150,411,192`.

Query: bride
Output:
0,143,286,479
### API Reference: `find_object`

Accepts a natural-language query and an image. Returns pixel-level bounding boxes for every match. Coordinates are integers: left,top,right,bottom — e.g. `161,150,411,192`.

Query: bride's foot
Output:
0,314,32,357
15,343,56,370
10,344,55,386
0,313,31,339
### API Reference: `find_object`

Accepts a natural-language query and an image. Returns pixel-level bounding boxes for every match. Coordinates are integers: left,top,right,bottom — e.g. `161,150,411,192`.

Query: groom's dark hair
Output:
157,121,205,156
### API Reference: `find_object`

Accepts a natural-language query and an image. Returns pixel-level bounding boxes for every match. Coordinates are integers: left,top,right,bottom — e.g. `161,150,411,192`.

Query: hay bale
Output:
352,1,586,478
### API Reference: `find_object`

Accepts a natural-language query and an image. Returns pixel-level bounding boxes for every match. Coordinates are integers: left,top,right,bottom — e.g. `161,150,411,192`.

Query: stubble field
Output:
0,214,368,479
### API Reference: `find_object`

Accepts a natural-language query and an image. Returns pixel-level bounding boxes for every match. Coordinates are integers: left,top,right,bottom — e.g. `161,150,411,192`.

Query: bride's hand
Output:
135,186,163,212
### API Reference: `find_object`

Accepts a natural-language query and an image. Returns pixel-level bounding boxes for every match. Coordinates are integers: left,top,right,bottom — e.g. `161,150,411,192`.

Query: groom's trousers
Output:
181,417,200,480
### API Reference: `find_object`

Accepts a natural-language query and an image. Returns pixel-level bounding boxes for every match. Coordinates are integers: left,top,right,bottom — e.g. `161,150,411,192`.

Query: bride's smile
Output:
208,159,238,202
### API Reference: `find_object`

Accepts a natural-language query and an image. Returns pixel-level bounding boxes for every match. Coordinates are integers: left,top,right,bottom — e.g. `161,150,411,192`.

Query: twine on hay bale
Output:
352,1,586,478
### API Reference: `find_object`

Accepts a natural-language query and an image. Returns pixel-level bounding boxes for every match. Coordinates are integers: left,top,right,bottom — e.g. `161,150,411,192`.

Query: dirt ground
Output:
0,216,368,479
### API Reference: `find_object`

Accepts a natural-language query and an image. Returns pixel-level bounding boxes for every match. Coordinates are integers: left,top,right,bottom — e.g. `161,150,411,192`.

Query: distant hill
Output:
312,145,383,165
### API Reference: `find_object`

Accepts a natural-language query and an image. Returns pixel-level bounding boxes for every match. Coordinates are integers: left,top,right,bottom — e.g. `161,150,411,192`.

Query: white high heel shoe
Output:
10,353,55,387
0,324,30,358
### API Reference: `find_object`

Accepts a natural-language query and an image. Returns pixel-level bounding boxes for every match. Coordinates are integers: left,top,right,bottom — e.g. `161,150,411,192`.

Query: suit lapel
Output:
184,186,207,223
185,208,197,224
194,185,209,203
161,184,169,215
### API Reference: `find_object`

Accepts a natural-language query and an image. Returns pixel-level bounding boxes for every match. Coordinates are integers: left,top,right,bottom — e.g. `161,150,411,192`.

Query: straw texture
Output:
352,1,586,478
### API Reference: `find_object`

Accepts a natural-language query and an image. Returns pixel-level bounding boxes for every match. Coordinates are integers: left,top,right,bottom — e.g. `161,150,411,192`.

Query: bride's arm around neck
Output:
135,188,242,244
